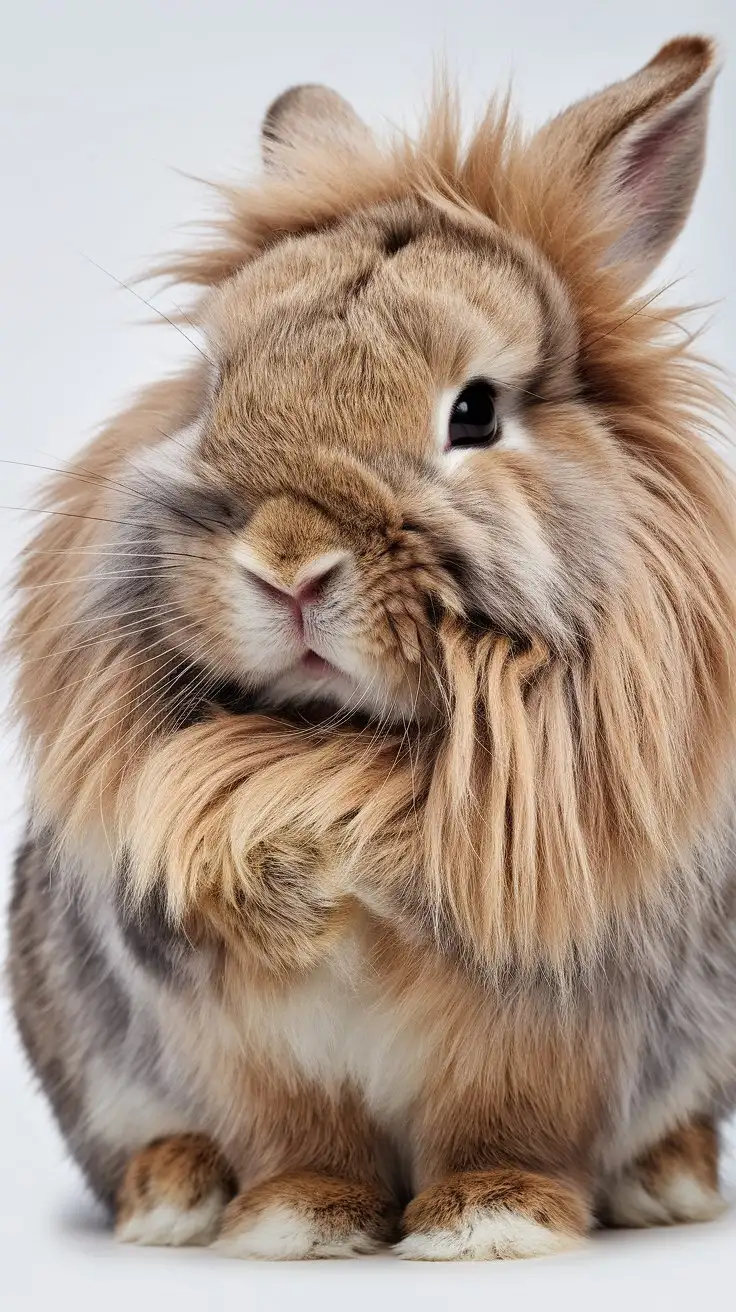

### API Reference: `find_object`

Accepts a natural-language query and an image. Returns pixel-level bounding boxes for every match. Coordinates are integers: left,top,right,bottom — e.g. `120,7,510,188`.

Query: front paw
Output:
214,834,351,974
395,1169,590,1261
216,1172,398,1259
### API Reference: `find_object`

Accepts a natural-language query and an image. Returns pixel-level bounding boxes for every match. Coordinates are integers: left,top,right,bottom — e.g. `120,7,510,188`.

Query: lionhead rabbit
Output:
8,35,736,1261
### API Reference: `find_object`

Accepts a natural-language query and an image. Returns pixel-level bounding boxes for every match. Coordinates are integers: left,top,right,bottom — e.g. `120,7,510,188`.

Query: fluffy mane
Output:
10,62,736,982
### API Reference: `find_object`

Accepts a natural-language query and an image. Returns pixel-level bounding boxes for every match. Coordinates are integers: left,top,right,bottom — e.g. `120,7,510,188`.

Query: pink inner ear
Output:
619,101,695,212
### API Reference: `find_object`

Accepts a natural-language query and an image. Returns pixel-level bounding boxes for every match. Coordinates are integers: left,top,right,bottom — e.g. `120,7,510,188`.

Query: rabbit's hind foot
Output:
115,1133,236,1247
603,1116,726,1228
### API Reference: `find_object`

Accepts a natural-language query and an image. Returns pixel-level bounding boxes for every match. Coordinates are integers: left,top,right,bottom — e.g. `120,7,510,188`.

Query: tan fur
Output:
8,35,736,1261
149,910,607,1188
12,39,734,976
635,1116,719,1192
219,1173,398,1256
602,1114,725,1228
403,1168,591,1240
116,1133,235,1226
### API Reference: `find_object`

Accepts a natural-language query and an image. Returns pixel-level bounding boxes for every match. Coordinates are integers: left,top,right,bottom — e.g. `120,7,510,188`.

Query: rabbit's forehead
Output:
204,201,576,456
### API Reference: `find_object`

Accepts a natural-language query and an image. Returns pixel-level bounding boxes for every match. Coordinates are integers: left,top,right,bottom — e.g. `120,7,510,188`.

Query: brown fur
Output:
403,1168,590,1245
219,1173,398,1256
634,1116,720,1195
11,37,734,979
602,1115,725,1228
7,35,736,1261
116,1134,236,1229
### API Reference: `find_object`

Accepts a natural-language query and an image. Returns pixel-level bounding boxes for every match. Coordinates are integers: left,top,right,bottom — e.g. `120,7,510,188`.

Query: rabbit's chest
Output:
232,932,432,1135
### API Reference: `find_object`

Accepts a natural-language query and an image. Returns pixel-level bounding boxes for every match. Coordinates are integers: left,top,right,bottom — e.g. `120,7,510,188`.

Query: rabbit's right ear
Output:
532,36,719,286
261,85,373,172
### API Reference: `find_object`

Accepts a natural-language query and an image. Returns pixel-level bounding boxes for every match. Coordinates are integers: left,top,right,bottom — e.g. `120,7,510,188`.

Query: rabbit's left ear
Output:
261,84,373,172
534,36,719,284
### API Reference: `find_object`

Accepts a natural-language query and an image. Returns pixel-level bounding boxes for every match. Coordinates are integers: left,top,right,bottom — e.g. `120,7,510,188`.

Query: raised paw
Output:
395,1168,590,1261
216,1172,398,1259
115,1133,236,1247
604,1116,726,1228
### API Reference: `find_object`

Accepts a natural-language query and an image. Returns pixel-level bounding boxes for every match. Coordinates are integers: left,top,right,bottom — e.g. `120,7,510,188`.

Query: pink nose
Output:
241,555,346,636
284,584,315,638
292,572,328,608
282,576,327,638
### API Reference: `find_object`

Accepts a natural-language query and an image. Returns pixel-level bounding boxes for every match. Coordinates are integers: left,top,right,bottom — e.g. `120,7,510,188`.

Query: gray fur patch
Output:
61,891,131,1043
7,832,185,1209
115,855,196,985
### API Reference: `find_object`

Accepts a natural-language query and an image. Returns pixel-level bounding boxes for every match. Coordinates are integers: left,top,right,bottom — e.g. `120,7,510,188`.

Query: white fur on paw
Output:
395,1208,579,1261
216,1201,380,1260
116,1192,224,1247
606,1172,725,1228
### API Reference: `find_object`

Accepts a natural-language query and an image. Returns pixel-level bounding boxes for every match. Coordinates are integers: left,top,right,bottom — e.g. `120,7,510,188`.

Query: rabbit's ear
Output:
261,85,373,171
534,36,719,284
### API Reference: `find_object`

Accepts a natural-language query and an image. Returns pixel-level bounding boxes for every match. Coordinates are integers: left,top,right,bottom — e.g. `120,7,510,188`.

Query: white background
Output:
1,1,735,1308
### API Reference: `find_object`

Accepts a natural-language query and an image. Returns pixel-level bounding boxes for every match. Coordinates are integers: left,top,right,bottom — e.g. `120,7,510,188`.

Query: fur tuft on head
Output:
10,36,736,979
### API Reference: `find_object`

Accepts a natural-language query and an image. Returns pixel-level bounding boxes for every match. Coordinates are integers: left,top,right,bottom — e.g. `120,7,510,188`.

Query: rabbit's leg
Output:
115,1133,236,1246
215,1172,399,1259
395,1168,590,1260
603,1115,726,1227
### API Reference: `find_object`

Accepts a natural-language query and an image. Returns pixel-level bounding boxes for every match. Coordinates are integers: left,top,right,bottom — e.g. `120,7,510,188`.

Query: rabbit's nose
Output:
239,551,349,636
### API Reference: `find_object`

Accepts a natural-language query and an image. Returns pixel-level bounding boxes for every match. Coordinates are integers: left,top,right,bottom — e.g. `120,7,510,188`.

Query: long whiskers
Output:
16,601,183,666
8,600,183,641
18,623,191,712
104,640,227,805
1,456,220,539
78,251,215,367
0,503,204,541
16,567,181,593
18,547,215,564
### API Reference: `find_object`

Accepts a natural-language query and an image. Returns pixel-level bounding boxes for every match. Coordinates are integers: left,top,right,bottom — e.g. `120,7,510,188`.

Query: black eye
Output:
447,381,499,449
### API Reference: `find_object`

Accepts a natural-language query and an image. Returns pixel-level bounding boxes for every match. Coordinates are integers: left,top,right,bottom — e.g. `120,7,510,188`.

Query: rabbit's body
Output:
8,37,736,1258
10,812,736,1253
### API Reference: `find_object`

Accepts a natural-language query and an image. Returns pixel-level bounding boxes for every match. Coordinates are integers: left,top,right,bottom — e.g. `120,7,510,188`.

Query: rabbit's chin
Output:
262,660,413,726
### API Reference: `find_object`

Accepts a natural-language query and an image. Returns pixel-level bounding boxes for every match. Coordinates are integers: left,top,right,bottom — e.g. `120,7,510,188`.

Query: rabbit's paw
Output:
216,1172,397,1259
395,1169,589,1261
201,834,350,976
115,1133,236,1246
604,1116,726,1227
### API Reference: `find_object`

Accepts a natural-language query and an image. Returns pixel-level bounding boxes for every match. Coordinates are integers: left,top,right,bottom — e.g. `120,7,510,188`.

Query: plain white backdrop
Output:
1,1,735,1308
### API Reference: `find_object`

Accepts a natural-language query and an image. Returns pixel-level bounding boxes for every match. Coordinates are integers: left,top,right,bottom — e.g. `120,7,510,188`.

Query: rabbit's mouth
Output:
300,650,337,679
257,646,422,728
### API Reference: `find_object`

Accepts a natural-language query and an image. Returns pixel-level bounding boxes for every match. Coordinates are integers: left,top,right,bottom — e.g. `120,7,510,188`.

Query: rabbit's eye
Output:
448,381,499,449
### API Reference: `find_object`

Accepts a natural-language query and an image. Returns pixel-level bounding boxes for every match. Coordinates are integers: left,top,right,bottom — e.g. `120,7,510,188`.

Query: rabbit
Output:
7,33,736,1261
